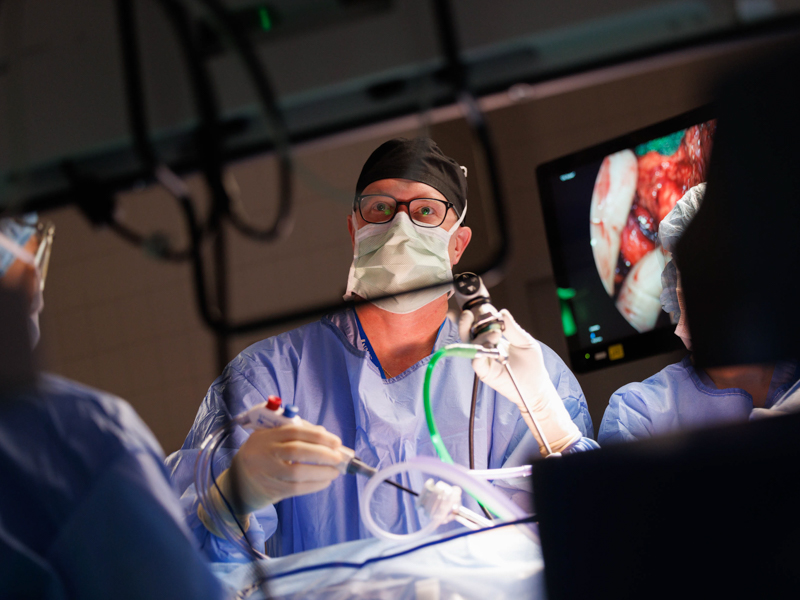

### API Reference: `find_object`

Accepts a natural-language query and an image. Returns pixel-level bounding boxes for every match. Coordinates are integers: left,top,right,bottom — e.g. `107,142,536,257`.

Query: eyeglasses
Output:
354,194,454,228
11,218,55,291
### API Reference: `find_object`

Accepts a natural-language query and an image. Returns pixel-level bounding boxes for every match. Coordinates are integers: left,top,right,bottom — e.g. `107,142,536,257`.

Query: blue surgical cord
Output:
208,430,263,557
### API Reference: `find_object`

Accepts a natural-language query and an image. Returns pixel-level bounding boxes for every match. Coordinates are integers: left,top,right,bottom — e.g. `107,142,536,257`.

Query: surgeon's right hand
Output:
198,424,343,537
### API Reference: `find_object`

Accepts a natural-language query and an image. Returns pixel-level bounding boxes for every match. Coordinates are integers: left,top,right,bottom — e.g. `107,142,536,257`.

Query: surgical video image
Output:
590,121,716,332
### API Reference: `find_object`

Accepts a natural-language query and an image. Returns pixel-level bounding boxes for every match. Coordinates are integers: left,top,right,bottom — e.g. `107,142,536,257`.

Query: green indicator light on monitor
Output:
556,288,577,337
259,7,273,31
560,303,577,337
556,287,576,300
585,353,590,360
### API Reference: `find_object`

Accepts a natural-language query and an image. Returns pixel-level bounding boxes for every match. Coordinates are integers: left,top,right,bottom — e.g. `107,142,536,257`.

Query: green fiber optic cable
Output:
424,344,484,464
424,344,508,518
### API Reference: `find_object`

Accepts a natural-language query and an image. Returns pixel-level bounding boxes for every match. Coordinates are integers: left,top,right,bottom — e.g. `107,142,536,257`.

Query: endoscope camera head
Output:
453,272,504,346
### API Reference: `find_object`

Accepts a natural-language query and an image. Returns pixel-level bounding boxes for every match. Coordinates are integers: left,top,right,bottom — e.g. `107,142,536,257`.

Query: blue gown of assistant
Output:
598,355,800,444
0,374,225,600
167,309,595,561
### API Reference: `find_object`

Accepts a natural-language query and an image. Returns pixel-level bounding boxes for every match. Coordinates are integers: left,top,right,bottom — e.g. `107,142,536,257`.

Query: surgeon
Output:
0,217,225,599
598,184,800,444
168,137,596,560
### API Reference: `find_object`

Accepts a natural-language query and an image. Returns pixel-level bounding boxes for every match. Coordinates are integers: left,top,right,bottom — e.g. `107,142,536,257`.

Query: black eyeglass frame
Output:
353,194,455,228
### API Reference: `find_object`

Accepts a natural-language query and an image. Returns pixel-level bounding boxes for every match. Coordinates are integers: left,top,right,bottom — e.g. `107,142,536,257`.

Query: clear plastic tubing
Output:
469,465,532,480
360,455,534,543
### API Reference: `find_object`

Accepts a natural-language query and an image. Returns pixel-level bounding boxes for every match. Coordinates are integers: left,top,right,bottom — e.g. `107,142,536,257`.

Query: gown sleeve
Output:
598,384,655,444
49,449,228,599
166,362,279,563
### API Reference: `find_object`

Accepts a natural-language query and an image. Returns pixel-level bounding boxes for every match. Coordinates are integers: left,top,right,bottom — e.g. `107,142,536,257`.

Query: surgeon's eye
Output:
360,196,396,222
410,199,447,225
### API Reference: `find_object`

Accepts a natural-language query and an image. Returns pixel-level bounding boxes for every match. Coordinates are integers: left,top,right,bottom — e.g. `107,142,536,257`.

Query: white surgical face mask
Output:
344,208,466,314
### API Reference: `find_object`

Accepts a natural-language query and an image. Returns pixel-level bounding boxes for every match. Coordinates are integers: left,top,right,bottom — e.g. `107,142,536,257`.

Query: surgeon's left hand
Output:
459,308,582,455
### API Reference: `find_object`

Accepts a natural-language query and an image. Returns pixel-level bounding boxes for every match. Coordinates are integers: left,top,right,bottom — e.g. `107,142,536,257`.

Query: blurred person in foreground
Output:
676,45,800,412
0,217,225,599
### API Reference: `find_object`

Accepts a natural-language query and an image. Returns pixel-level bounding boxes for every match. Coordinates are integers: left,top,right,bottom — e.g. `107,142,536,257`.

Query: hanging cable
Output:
114,0,232,346
190,0,294,241
468,374,478,470
148,0,297,338
430,0,510,285
112,0,512,341
467,374,493,520
115,6,266,585
110,0,194,261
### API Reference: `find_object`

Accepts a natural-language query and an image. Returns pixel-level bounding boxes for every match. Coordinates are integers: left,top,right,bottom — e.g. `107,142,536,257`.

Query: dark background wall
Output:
35,34,787,451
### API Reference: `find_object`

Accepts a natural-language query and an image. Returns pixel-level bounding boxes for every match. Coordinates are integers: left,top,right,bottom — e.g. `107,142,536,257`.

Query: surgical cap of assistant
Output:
355,138,468,217
659,183,705,324
0,215,38,277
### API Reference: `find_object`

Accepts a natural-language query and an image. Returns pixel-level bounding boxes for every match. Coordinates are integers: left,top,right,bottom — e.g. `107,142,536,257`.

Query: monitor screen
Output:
537,107,716,373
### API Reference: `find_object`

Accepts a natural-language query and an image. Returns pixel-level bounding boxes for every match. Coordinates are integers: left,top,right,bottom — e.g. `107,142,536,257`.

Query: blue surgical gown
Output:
0,374,225,600
167,309,595,561
598,355,800,444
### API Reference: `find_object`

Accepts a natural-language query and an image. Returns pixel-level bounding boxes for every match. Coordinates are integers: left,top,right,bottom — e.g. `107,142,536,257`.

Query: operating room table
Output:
210,524,542,600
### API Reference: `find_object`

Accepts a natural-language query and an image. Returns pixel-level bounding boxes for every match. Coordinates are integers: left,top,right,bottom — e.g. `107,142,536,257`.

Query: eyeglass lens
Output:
359,196,449,227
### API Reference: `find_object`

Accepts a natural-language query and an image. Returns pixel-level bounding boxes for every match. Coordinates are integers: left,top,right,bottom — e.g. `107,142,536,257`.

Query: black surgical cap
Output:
355,138,468,217
675,42,800,367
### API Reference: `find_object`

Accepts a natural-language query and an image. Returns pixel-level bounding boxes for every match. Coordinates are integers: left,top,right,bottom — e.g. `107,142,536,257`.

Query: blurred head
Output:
676,44,800,368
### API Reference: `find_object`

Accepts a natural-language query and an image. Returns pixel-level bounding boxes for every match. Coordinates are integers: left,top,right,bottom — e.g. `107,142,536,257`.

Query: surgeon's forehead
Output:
361,178,445,201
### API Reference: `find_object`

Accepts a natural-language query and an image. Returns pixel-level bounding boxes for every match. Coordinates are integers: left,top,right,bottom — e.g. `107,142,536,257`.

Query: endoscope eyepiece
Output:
454,272,505,344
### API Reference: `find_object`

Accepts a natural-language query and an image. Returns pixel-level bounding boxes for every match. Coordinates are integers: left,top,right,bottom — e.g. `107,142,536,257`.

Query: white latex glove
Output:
459,308,582,456
198,423,343,538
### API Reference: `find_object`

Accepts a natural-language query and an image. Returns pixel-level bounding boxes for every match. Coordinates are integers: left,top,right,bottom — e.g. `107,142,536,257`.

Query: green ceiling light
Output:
258,6,273,31
556,288,577,337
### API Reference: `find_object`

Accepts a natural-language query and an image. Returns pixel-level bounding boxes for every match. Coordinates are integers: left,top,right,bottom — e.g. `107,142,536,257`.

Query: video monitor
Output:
537,107,716,373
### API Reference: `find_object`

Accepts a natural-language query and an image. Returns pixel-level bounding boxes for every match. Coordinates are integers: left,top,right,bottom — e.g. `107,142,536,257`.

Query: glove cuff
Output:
522,386,583,456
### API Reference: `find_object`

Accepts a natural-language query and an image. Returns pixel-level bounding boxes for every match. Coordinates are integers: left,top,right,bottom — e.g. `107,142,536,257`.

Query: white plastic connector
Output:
417,479,463,527
417,479,494,531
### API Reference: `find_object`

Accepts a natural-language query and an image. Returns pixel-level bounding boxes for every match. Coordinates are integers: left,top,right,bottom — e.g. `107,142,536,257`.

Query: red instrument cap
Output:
266,395,282,410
